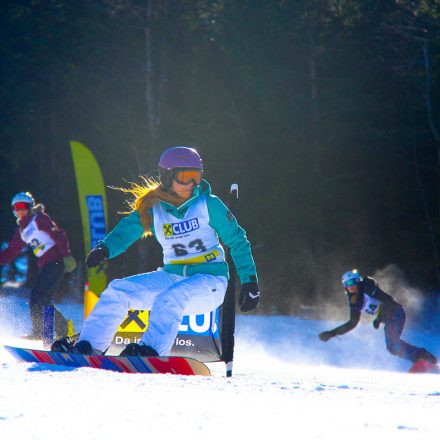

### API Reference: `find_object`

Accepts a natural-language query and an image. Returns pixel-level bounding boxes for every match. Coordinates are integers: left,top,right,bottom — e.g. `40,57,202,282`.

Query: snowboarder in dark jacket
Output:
318,269,437,365
0,192,76,338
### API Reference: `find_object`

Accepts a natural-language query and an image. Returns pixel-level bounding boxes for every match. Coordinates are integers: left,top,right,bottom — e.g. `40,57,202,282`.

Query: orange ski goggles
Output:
174,169,202,185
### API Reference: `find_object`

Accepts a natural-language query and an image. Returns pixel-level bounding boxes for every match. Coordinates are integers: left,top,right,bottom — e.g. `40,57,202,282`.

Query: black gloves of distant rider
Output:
372,317,382,329
318,330,337,342
85,245,109,269
239,282,260,312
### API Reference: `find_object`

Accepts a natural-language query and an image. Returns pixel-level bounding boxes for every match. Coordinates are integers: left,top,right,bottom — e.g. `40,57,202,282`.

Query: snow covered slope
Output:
0,292,438,439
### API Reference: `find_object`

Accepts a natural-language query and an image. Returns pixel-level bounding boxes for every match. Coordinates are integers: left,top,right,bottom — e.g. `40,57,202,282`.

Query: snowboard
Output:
3,345,211,376
408,359,440,374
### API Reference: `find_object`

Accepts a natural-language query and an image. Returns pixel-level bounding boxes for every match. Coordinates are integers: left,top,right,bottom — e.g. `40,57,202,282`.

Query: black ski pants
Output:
384,306,422,362
29,260,67,337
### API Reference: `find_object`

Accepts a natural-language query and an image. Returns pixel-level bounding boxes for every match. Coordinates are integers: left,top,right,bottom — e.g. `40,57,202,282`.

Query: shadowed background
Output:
1,1,439,320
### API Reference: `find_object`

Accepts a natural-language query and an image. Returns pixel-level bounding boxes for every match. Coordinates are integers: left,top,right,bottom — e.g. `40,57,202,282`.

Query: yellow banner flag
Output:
70,141,108,296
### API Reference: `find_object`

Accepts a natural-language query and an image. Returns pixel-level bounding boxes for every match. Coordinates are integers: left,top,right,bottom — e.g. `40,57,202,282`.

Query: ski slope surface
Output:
0,292,438,439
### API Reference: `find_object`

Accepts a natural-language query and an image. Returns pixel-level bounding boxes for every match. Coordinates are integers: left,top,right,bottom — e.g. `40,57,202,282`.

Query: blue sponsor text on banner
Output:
86,195,107,249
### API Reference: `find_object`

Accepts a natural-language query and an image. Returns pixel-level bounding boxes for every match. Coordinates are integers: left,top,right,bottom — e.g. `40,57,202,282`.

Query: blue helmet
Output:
341,269,362,288
11,192,35,208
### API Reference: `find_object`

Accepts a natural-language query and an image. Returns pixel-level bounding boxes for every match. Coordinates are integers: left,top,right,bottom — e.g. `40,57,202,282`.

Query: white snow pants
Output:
79,269,228,355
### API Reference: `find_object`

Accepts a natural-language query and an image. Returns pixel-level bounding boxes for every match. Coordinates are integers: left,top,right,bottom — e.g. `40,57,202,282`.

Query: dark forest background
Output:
1,1,440,318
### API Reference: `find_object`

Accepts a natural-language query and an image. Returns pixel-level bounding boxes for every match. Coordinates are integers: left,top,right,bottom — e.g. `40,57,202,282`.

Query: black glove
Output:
372,317,381,329
239,282,260,312
85,245,109,268
319,330,336,342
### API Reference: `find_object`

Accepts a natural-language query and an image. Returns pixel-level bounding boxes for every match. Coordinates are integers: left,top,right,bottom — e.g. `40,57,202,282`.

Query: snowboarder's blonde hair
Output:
116,177,185,237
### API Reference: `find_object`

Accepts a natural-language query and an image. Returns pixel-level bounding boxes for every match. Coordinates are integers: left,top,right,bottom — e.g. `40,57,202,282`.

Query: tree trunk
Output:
422,38,440,320
308,14,321,178
422,39,440,167
307,7,323,301
137,1,159,271
145,0,158,172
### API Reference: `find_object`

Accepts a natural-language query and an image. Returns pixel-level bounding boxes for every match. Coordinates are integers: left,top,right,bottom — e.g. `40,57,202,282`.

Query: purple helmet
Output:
158,146,203,189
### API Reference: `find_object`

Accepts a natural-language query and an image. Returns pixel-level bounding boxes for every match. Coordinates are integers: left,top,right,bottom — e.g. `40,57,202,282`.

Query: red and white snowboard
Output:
4,345,211,376
408,359,440,374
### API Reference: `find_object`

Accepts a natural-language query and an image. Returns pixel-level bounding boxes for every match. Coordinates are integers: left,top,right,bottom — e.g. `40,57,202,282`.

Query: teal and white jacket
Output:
100,180,257,284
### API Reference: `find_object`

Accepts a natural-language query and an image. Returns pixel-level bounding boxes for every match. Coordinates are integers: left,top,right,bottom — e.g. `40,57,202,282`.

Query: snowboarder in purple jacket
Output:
0,192,76,338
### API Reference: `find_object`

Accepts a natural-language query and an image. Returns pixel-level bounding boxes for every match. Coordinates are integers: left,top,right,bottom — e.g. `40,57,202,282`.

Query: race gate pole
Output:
221,183,238,377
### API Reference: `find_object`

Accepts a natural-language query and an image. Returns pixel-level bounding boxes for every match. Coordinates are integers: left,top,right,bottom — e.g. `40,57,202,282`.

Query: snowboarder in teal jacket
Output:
53,146,260,356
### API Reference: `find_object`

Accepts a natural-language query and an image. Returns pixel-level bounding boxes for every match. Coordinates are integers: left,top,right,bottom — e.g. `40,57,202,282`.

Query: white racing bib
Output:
153,196,225,266
361,294,382,316
20,216,56,257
